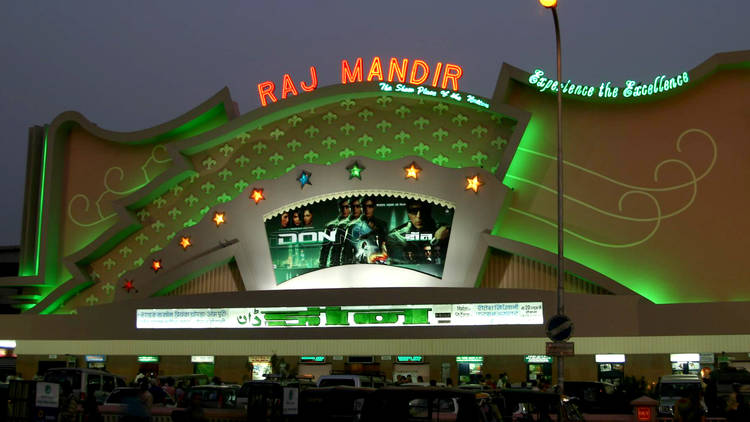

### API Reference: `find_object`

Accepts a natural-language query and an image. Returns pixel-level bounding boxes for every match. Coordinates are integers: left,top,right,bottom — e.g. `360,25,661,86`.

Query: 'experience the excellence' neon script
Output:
257,56,464,107
528,69,690,100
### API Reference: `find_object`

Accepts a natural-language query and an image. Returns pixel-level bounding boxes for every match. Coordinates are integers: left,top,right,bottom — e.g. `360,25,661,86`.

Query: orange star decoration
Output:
212,211,226,227
250,188,265,204
179,236,192,250
465,175,483,193
151,259,163,273
404,162,421,179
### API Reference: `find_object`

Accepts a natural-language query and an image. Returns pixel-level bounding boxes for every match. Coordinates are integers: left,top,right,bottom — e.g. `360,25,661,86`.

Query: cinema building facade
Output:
1,51,749,385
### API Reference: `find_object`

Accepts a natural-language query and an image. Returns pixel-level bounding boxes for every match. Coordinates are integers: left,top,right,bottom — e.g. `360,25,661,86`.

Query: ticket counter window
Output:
596,354,625,386
456,356,483,385
192,356,215,379
139,363,159,378
524,355,553,385
251,360,272,380
672,361,700,375
670,354,700,375
598,363,624,385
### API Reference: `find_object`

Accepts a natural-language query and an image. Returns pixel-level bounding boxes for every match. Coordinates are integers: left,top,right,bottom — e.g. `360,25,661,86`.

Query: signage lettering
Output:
137,302,544,329
257,56,465,107
378,82,489,109
529,68,689,100
277,230,337,246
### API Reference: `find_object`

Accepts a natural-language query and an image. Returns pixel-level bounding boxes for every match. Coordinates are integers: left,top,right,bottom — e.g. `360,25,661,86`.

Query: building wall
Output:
18,352,726,387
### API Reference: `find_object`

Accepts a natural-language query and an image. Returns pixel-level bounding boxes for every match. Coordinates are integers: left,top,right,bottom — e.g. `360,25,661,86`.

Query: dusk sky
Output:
1,1,748,246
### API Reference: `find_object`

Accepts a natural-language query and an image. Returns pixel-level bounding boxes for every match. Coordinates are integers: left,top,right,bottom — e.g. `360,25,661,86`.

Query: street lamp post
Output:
539,0,565,394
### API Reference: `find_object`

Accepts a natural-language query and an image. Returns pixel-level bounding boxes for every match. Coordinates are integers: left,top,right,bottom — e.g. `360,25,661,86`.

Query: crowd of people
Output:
53,373,217,422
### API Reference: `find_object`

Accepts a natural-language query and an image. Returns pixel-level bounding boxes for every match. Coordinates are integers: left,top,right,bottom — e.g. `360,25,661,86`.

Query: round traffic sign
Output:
546,314,573,342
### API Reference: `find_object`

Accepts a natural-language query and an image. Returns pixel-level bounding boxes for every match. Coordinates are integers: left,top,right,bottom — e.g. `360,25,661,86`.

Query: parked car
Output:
300,386,376,422
561,381,630,414
656,374,707,417
103,387,176,407
157,373,210,388
493,389,585,422
43,367,126,403
237,378,315,409
183,384,240,409
317,374,385,388
360,386,501,422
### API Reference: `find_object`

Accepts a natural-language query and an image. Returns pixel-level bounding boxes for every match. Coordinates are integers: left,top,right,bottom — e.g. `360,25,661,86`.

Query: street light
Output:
539,0,566,394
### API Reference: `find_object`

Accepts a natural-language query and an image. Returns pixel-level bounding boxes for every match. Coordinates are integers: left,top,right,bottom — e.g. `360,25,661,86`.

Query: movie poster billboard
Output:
265,194,454,284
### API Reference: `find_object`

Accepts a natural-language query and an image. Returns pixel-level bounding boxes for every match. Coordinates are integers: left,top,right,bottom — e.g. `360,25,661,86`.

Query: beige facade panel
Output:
13,335,750,356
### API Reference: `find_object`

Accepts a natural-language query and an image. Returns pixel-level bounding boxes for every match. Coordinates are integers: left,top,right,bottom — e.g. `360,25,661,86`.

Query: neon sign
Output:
377,82,489,109
528,69,689,100
257,56,465,107
397,356,425,363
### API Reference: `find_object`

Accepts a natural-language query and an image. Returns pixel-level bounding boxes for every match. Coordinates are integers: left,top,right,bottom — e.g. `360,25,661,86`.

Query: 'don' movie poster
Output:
265,194,454,284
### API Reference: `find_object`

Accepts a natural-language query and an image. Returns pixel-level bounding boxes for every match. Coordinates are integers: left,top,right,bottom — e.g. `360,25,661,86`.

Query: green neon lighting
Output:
495,107,717,303
397,356,424,363
528,69,689,100
138,355,160,363
138,103,229,145
456,356,483,363
300,356,325,362
30,129,49,277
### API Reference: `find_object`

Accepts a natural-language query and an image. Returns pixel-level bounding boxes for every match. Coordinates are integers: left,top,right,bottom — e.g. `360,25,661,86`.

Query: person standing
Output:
58,381,79,422
82,385,103,422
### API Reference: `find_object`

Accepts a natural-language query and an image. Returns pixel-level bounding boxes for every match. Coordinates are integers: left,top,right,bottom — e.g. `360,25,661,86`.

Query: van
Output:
43,367,127,403
317,375,385,388
656,374,705,416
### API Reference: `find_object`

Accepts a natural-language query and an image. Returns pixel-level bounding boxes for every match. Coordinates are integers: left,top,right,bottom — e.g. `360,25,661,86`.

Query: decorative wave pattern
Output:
67,145,172,227
506,128,716,248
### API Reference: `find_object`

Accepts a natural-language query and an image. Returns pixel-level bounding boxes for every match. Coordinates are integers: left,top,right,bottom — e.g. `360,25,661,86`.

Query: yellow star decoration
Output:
250,188,265,204
179,236,192,250
465,175,483,193
212,212,226,227
151,259,163,272
404,162,421,179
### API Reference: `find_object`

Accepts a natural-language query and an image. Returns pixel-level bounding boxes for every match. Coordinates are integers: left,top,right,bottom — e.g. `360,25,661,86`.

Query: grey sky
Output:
1,0,747,246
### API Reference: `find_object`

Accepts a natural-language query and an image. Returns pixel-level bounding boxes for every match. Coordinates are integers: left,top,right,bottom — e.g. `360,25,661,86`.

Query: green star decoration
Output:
347,161,364,180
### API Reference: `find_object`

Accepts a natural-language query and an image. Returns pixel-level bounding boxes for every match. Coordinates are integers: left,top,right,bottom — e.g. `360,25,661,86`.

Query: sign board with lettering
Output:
35,382,59,408
282,387,299,415
397,356,424,363
546,342,574,357
524,355,553,364
136,302,543,329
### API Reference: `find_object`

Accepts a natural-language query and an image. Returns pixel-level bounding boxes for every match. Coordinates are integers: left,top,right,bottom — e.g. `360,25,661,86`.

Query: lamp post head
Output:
539,0,557,8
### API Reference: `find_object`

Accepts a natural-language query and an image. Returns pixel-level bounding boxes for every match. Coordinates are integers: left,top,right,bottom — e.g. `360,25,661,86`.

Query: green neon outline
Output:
34,129,49,276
